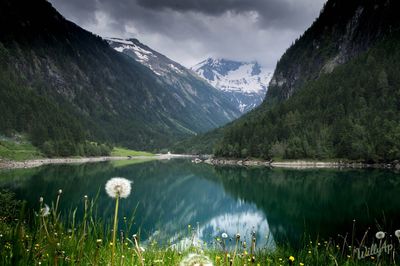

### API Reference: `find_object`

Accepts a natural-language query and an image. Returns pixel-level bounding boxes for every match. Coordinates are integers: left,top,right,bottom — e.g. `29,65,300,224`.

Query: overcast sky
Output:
48,0,326,70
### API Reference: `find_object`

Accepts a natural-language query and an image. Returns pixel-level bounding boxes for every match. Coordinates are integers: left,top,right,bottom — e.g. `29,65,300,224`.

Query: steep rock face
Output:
0,0,240,152
192,58,272,113
267,0,400,103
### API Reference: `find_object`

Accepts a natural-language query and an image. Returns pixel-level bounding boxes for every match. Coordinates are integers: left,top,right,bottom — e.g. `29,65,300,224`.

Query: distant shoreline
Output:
199,158,400,170
0,154,193,169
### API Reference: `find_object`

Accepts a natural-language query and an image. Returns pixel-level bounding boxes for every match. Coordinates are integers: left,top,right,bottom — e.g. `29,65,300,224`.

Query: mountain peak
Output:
191,58,272,113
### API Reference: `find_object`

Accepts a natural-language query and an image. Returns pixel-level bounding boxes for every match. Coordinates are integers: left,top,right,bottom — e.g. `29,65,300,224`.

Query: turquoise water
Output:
1,159,399,248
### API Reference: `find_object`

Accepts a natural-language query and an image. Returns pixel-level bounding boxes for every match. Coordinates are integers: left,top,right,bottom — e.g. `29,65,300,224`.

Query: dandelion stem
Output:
111,194,120,266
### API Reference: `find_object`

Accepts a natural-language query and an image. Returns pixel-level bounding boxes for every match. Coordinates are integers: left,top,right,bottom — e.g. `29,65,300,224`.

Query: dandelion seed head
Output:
58,189,62,195
105,177,132,198
375,231,385,240
40,204,50,217
221,232,228,239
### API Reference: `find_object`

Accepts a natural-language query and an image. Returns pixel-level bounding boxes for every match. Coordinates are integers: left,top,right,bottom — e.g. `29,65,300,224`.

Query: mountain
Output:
192,58,272,113
105,38,240,126
187,0,400,162
0,0,239,156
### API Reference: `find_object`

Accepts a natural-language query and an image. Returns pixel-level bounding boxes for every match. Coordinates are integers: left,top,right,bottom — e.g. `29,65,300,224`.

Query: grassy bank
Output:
111,147,154,157
0,189,398,265
0,137,153,162
0,136,43,161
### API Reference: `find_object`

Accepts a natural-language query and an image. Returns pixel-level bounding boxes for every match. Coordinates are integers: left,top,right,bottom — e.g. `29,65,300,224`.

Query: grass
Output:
0,135,43,161
111,147,154,157
0,189,398,265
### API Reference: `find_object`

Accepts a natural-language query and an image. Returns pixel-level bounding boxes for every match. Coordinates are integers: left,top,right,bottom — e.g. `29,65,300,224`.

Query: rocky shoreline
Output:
0,154,193,169
199,158,400,170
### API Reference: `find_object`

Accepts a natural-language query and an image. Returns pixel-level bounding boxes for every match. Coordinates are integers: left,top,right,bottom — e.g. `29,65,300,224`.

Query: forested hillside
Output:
0,0,238,157
211,0,400,162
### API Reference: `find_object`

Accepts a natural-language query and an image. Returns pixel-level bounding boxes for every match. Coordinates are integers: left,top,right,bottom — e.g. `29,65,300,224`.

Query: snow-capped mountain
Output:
104,37,241,131
192,58,272,113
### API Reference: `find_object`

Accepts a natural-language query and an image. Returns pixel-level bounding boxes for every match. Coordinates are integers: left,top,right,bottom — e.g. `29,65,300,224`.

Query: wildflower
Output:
236,233,240,239
308,250,311,254
179,253,212,266
106,177,132,266
39,197,43,203
289,256,295,262
222,233,228,239
105,177,132,198
58,189,62,195
395,230,400,238
375,231,385,240
40,204,50,217
300,263,304,266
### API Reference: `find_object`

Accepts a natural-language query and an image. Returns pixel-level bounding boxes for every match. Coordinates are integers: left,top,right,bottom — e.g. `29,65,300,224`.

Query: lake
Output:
1,159,399,249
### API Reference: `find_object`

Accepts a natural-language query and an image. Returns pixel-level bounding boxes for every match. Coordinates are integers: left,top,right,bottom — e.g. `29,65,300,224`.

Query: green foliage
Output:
0,190,22,224
215,33,400,162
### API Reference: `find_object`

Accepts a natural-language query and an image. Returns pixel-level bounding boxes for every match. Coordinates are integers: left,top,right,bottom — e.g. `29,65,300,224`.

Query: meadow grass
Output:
0,136,43,161
111,147,154,158
0,189,398,265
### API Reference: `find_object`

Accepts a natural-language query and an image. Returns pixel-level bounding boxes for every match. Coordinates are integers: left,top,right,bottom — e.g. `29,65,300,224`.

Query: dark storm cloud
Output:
134,0,312,29
48,0,326,69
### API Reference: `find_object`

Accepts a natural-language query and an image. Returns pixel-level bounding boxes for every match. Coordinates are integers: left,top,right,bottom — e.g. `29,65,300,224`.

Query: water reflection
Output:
0,160,399,249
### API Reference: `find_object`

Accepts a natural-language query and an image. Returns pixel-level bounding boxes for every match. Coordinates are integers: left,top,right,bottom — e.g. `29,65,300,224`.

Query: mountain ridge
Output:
0,0,240,156
178,0,400,162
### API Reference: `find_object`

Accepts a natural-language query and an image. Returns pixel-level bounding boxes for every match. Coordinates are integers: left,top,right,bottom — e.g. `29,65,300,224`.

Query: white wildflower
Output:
375,231,385,240
58,189,62,195
179,253,213,266
105,177,132,198
221,233,228,239
395,230,400,238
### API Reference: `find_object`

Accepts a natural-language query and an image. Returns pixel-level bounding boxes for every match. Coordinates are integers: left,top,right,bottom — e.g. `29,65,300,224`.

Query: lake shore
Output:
200,157,400,170
0,154,193,169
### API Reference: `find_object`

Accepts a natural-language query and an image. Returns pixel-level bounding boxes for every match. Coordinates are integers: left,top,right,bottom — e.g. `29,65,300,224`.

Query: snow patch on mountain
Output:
104,37,182,77
192,58,272,113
